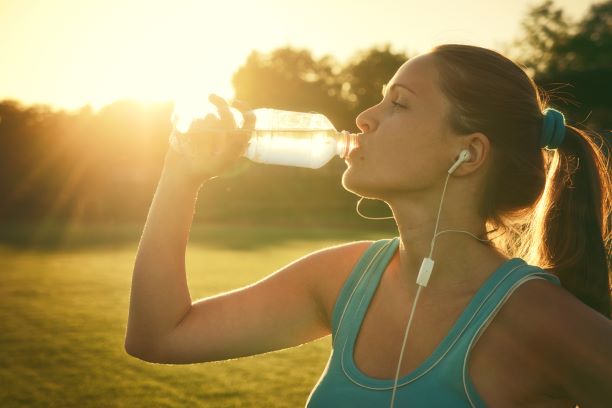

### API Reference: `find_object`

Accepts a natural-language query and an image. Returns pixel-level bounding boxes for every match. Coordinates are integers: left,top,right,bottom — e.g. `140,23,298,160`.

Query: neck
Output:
397,231,499,292
386,192,506,296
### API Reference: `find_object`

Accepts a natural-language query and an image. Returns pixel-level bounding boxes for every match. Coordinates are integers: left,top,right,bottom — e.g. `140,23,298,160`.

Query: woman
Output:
125,44,612,407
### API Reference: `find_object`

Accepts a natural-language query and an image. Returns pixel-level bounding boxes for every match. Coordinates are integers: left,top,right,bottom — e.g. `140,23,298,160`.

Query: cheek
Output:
387,120,446,170
342,142,443,196
341,118,446,194
372,129,427,174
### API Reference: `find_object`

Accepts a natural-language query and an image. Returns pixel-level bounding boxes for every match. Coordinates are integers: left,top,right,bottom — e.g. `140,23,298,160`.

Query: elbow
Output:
124,336,162,363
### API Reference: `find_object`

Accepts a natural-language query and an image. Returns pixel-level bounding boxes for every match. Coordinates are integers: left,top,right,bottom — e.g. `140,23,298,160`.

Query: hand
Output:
164,94,255,183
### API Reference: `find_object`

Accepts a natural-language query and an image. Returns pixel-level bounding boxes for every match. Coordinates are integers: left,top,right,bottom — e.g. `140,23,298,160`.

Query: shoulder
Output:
498,276,610,336
305,239,375,288
289,239,374,280
494,277,612,403
301,240,376,329
302,239,374,267
497,277,610,349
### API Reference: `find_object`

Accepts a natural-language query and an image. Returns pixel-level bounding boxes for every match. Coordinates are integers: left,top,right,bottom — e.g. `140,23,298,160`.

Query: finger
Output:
189,113,219,133
209,94,236,128
231,100,256,130
199,112,243,155
190,114,225,155
225,113,252,157
229,100,255,151
202,113,218,126
225,127,251,158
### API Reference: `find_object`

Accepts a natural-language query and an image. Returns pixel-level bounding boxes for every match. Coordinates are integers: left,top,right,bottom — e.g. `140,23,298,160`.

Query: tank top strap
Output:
331,237,400,345
454,259,561,351
439,259,562,407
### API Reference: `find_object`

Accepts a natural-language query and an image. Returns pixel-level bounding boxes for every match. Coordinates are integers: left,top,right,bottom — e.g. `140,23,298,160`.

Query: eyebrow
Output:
382,83,417,97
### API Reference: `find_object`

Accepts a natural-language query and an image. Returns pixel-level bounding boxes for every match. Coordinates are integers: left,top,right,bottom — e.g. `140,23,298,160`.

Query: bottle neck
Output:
336,131,358,158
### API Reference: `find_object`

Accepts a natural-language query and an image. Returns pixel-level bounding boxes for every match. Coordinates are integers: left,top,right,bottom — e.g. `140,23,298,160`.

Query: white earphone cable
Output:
428,172,452,258
389,283,423,407
356,196,395,220
351,153,488,407
389,164,493,407
389,170,452,407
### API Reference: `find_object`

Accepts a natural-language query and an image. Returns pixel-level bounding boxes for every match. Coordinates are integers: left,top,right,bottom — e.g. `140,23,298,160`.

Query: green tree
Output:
339,44,408,130
232,45,409,132
510,0,574,76
511,0,612,130
231,47,348,127
541,0,611,74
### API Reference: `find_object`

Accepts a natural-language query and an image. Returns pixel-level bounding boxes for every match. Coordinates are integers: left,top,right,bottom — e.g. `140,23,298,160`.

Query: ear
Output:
452,132,490,176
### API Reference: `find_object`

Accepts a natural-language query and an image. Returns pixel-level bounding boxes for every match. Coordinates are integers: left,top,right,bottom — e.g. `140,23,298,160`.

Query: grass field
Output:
0,224,394,407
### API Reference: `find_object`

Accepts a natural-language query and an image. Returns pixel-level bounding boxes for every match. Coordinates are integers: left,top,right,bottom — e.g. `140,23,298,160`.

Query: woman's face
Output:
342,53,459,200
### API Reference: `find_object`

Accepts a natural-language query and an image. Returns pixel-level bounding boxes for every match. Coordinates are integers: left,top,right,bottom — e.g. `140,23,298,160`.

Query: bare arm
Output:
154,245,338,364
125,95,349,364
125,94,252,359
125,153,348,363
124,155,202,359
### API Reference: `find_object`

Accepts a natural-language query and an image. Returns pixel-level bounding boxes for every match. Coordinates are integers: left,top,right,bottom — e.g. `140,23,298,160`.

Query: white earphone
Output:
390,148,474,407
447,149,471,175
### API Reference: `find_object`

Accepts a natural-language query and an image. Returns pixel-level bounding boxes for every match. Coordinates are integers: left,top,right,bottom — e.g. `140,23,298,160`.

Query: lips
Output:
355,134,363,149
346,146,362,161
344,133,364,162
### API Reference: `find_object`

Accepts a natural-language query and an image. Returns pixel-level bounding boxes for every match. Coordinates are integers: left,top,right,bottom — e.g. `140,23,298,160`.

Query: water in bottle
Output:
170,108,358,169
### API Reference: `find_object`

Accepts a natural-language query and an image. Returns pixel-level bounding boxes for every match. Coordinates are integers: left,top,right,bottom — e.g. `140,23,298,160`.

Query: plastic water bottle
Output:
170,108,358,169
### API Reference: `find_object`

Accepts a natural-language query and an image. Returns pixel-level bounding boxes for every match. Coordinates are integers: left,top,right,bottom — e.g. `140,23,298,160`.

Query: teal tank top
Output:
306,237,561,407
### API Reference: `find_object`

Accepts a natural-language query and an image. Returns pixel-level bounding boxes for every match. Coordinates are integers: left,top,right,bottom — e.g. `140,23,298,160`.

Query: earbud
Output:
447,149,471,174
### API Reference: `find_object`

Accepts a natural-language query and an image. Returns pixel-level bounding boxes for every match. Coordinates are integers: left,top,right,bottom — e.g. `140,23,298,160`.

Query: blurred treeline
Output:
0,0,610,228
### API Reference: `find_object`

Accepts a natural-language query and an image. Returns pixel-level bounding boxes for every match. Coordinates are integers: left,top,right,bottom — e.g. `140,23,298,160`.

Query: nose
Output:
355,104,378,133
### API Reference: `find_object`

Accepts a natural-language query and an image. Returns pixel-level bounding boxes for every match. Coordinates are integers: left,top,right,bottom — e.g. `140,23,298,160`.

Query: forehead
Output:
388,54,440,97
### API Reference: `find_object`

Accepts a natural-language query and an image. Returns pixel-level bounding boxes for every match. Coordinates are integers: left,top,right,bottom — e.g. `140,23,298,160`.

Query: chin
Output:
341,168,387,200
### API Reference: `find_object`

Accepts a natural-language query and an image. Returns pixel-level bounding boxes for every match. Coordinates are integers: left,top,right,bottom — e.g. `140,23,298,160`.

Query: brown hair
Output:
430,44,611,317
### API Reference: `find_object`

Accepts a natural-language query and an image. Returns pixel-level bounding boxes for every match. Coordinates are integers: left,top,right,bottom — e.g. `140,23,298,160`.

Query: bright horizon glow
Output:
0,0,597,113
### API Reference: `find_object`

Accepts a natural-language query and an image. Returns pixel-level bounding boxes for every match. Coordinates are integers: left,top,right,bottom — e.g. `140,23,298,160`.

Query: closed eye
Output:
392,100,407,109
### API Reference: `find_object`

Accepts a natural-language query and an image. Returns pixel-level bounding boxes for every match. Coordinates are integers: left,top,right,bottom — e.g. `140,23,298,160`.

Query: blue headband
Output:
540,108,566,149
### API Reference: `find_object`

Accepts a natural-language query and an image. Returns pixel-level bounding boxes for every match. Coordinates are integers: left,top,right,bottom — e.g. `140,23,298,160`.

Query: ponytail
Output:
430,44,611,317
530,126,611,317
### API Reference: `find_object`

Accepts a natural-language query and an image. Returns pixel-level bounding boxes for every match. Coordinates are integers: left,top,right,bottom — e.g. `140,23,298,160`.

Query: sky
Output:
0,0,598,113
